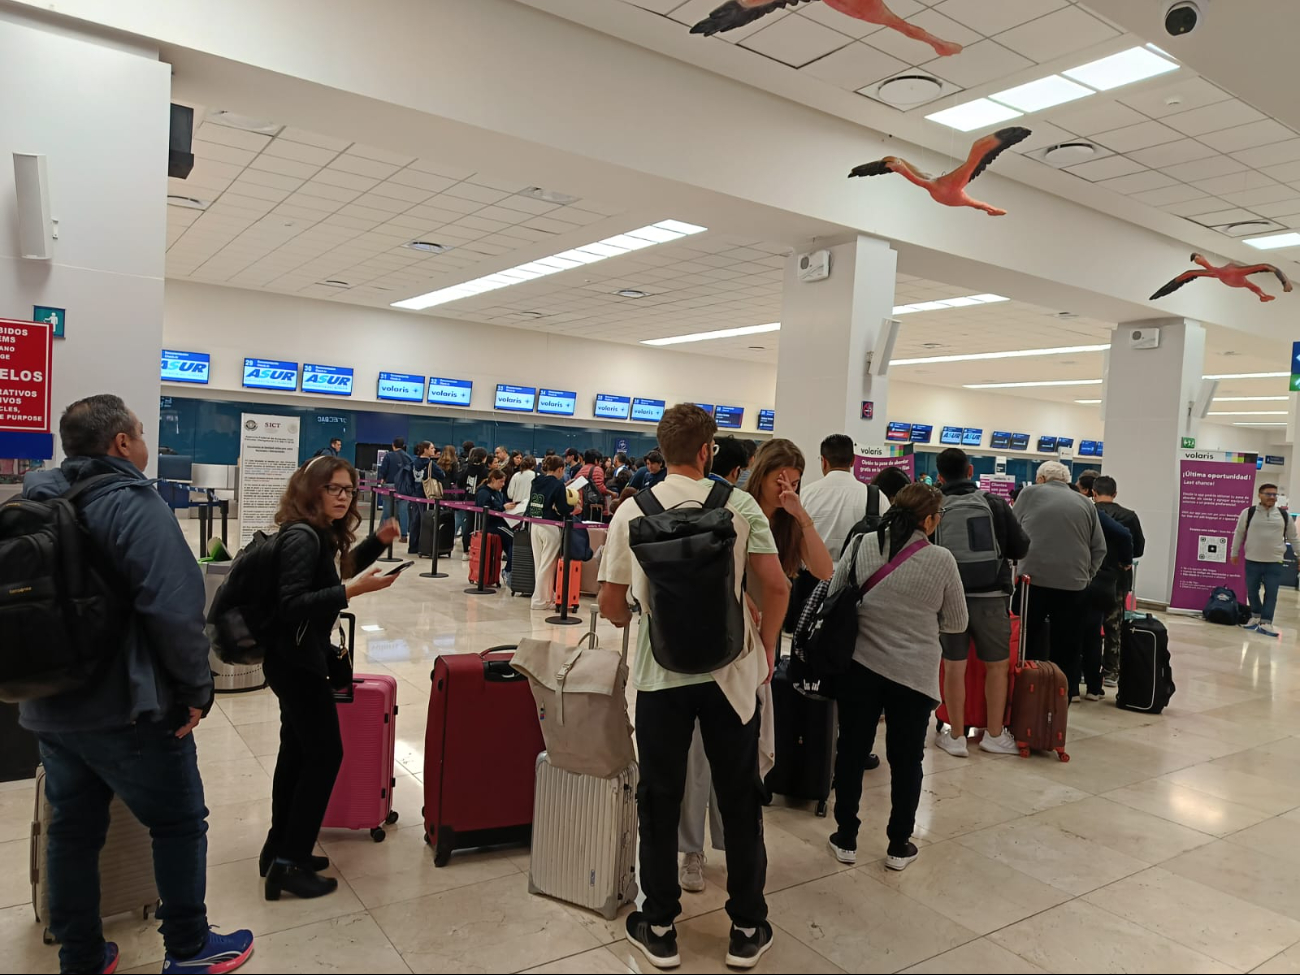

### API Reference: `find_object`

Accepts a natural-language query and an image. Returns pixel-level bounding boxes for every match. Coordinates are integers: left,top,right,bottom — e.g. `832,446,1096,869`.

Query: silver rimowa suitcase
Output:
202,561,266,693
31,767,159,943
528,753,638,919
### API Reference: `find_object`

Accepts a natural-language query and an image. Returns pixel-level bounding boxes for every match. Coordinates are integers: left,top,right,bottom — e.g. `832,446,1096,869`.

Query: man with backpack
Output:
1231,482,1297,637
376,436,415,543
313,437,341,458
599,404,789,969
576,448,612,520
933,448,1030,756
801,434,881,557
1092,475,1145,685
9,394,253,974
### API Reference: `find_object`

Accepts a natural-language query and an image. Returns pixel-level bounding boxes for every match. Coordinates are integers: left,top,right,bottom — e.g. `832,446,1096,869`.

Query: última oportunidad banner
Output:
1169,449,1258,612
852,443,915,485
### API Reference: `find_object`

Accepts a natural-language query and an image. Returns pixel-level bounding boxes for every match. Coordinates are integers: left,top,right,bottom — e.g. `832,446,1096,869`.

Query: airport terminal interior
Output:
4,0,1300,972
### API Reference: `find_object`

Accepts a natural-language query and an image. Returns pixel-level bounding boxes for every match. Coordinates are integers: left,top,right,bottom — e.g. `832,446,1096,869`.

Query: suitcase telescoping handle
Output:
338,612,356,651
480,645,527,682
1017,573,1030,660
580,607,632,661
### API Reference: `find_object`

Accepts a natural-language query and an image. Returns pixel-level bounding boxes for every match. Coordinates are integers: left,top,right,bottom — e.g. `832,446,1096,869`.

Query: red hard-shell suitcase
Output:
553,559,582,611
935,592,1024,738
323,672,399,841
1010,660,1070,762
424,648,543,866
469,531,502,586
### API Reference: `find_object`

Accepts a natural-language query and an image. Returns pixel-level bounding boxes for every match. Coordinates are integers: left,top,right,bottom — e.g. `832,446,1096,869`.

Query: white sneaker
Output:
1084,690,1104,701
679,852,705,893
460,552,470,562
885,842,919,871
1257,623,1280,638
1242,616,1261,630
827,835,856,865
935,731,968,758
979,729,1019,755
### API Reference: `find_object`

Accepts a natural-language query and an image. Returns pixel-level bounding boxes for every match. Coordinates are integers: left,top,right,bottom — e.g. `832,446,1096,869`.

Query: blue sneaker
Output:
162,928,254,974
101,942,120,974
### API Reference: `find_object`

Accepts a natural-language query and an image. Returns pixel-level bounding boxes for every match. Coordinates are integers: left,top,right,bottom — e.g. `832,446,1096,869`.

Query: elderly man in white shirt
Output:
801,434,885,557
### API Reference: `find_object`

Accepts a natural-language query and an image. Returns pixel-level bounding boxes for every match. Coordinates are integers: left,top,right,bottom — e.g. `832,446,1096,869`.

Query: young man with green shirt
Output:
599,404,789,970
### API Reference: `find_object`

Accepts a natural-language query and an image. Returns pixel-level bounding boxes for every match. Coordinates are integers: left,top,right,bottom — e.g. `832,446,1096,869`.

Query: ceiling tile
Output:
1160,196,1232,216
740,12,852,67
1198,118,1297,153
1129,184,1209,207
1065,155,1145,182
1247,196,1300,218
297,179,364,203
248,155,320,179
262,139,339,165
1096,171,1178,195
311,168,380,191
1159,155,1248,182
1050,101,1147,136
1126,138,1218,169
1259,159,1300,183
993,5,1117,61
927,39,1033,88
1193,171,1281,195
796,1,886,38
348,144,417,166
801,40,907,89
1092,120,1183,153
194,123,272,152
442,182,511,204
1219,184,1300,208
277,126,352,151
1185,207,1264,227
368,181,434,204
1116,77,1231,119
865,9,980,63
1231,139,1300,169
234,168,304,191
192,140,258,167
935,0,1066,36
1163,98,1267,137
330,154,402,179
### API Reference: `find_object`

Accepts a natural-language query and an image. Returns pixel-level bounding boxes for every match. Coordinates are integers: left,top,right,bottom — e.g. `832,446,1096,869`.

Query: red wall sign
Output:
0,317,52,433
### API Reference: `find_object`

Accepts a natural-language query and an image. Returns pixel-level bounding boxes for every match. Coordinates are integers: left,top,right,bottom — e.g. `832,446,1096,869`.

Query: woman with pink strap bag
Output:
825,482,968,873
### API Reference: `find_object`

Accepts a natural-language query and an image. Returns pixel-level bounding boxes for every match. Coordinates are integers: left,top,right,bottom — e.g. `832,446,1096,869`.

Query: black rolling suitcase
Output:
1117,614,1175,714
764,653,836,817
419,509,455,558
509,526,536,597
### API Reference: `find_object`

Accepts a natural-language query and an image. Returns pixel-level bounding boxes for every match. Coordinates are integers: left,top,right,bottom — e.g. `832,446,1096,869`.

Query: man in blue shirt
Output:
377,437,415,542
629,450,666,491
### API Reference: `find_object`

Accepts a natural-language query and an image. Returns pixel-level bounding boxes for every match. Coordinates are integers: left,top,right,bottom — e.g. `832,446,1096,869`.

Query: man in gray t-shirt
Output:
1231,482,1298,637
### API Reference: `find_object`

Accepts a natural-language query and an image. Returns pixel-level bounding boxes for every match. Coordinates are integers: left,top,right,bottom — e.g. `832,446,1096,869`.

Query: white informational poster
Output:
239,413,301,549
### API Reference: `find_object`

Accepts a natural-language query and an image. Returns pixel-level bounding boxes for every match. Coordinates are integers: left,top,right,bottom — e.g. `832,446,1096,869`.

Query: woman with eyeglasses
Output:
260,456,401,900
826,482,967,874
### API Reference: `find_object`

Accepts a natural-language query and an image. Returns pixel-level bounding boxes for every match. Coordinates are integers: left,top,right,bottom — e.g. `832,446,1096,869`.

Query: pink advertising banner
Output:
1169,450,1258,612
979,474,1017,502
853,444,916,485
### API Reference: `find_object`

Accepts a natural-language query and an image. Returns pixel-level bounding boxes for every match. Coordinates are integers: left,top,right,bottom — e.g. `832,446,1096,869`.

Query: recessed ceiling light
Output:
1203,371,1289,379
1243,232,1300,250
167,195,210,210
615,289,648,299
892,293,1008,315
405,240,452,254
990,75,1094,113
926,98,1024,132
321,279,350,287
1214,396,1288,401
1076,399,1103,404
205,110,283,135
1043,142,1100,166
519,186,579,205
1063,46,1179,91
1208,411,1288,416
964,379,1104,389
643,322,780,347
1216,220,1276,237
392,219,707,310
877,74,945,107
893,344,1109,366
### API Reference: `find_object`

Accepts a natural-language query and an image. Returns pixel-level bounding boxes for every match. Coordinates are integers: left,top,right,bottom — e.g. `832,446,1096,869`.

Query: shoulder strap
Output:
1247,506,1257,531
703,479,733,510
62,472,136,506
634,487,666,516
860,538,928,595
866,484,880,518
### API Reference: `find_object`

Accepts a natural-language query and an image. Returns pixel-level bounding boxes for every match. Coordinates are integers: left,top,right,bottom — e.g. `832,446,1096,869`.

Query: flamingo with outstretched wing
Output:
1151,253,1293,303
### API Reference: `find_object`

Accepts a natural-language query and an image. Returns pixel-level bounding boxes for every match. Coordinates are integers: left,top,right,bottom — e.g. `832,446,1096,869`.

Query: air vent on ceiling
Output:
615,289,647,299
1204,219,1284,238
859,72,958,109
320,279,350,287
167,195,210,210
405,240,452,254
205,110,283,135
1042,142,1101,166
518,186,579,205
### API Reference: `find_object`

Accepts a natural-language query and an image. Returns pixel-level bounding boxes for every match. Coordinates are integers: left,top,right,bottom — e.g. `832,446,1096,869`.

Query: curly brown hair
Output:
275,455,361,574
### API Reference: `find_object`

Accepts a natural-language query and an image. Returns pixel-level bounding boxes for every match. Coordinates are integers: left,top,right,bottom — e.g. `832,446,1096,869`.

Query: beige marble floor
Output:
5,527,1300,973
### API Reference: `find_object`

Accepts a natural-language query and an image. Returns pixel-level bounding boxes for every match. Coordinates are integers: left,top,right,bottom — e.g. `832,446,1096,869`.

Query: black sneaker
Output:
885,841,919,871
725,921,774,968
626,911,680,969
865,753,881,770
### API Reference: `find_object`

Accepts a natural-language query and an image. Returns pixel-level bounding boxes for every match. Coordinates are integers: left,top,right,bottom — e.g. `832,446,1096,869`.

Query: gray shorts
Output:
940,595,1012,663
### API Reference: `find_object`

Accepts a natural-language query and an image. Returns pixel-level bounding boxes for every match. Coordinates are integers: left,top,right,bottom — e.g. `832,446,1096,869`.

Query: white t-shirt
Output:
801,469,887,558
599,473,778,722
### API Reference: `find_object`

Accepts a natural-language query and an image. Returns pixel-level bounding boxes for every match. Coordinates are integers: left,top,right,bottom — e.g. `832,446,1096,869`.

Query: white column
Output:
0,12,169,473
1103,319,1206,604
774,235,897,481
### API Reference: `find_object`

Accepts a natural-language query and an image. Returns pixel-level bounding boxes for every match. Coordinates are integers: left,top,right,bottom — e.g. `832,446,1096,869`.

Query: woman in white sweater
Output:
827,482,968,872
503,454,537,528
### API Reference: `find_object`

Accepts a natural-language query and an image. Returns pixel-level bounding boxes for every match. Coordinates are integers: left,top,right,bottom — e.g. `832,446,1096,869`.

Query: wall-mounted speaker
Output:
866,317,900,377
1192,378,1219,420
12,153,52,260
169,104,195,179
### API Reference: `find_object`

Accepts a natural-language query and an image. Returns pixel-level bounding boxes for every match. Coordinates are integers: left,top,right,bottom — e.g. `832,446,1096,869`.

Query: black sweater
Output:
528,473,569,523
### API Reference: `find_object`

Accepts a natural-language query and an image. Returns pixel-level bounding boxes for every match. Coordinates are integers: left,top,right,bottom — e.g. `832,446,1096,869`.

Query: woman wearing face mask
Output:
826,482,967,874
261,456,401,900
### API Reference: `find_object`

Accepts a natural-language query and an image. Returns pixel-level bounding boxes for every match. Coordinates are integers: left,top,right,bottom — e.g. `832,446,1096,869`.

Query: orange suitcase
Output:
554,559,582,610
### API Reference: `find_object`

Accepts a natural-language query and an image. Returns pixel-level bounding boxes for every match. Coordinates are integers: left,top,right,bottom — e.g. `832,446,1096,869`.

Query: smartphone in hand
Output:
379,560,415,577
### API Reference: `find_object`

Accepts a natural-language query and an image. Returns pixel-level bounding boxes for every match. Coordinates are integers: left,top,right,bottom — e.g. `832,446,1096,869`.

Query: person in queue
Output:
527,454,571,611
828,483,967,872
408,441,443,556
459,447,490,560
870,465,911,503
262,456,401,900
504,454,537,528
630,450,666,491
475,467,515,584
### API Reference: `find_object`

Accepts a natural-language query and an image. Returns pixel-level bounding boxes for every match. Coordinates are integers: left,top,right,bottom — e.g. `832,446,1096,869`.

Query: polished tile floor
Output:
4,533,1300,973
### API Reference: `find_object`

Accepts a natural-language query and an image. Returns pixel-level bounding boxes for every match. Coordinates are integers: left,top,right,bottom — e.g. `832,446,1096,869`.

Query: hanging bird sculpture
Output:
849,127,1031,216
1151,253,1293,303
692,0,963,57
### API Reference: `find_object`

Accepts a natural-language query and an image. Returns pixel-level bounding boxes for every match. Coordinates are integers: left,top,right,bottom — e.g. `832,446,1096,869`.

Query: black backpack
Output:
0,474,131,702
841,485,884,556
630,481,743,675
1202,585,1250,626
793,534,867,680
207,523,317,665
579,466,604,514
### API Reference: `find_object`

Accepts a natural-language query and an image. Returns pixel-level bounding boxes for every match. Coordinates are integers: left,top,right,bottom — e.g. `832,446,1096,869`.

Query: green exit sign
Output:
1291,374,1300,392
1181,436,1196,449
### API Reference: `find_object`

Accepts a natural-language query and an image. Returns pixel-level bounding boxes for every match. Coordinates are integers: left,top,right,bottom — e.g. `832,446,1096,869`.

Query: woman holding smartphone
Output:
261,455,401,900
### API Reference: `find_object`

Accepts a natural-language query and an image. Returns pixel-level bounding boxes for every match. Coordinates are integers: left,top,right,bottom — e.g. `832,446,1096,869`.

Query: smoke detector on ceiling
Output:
205,110,283,135
167,195,210,210
519,186,579,205
405,240,452,254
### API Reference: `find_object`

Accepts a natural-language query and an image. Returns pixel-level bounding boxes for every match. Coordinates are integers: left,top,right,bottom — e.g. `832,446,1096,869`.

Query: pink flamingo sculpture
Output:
1152,253,1293,303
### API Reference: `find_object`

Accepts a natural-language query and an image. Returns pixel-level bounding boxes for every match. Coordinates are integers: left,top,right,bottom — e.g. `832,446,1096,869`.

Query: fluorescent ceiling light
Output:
1233,422,1287,426
643,322,780,347
1214,396,1288,402
360,624,384,632
892,293,1008,315
1243,232,1300,250
1203,371,1289,380
1063,46,1178,91
965,379,1104,389
893,343,1109,366
991,75,1094,112
391,219,707,310
1075,399,1103,404
926,98,1023,132
1208,411,1288,416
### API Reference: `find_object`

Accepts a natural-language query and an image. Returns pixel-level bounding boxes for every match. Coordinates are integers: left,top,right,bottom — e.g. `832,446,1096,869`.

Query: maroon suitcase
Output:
423,648,543,866
322,672,400,841
469,531,502,586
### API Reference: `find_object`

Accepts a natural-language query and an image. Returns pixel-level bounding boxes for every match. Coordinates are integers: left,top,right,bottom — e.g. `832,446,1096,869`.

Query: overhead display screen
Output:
910,424,933,444
941,426,963,446
1010,432,1031,451
989,431,1012,449
1037,436,1058,452
377,372,425,403
694,404,715,416
1057,437,1075,451
758,409,775,432
161,350,210,385
495,384,537,412
886,421,912,443
962,428,984,447
714,405,744,429
301,363,354,397
632,397,665,423
1079,440,1099,456
242,357,298,391
428,377,473,407
594,393,631,420
537,388,577,417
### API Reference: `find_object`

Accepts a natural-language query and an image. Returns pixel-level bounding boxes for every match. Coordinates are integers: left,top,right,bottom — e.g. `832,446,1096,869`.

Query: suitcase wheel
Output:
433,844,451,867
370,828,387,842
386,810,400,826
815,800,828,818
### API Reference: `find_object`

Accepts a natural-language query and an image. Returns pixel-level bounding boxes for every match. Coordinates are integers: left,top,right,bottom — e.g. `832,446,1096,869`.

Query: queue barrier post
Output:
420,497,448,579
545,514,583,626
367,483,378,535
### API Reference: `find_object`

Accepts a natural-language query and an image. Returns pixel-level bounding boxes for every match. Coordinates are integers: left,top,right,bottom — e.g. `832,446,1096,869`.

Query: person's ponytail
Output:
874,482,944,559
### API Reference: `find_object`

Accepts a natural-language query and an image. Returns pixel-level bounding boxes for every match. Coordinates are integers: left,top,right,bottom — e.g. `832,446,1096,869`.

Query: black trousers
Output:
634,682,767,929
832,662,931,850
1023,583,1090,697
263,657,344,863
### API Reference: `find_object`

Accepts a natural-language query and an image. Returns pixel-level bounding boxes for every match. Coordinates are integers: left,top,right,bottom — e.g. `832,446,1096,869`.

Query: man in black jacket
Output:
934,448,1031,757
1092,475,1146,686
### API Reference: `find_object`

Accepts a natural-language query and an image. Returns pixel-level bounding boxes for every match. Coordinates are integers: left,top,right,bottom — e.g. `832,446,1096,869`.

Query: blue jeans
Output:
1245,560,1284,623
382,492,409,536
38,719,209,971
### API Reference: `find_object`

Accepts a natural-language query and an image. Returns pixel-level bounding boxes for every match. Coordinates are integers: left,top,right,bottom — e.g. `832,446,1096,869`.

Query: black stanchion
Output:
546,514,583,626
420,499,448,579
376,490,402,563
195,503,209,559
218,498,229,546
464,507,494,596
367,485,378,535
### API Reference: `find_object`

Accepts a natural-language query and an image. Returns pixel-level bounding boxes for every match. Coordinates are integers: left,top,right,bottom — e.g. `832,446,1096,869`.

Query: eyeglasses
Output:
1262,492,1279,498
323,484,356,499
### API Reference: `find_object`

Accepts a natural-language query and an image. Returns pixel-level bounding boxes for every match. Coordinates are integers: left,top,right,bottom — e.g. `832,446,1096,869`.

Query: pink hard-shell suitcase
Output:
323,671,400,842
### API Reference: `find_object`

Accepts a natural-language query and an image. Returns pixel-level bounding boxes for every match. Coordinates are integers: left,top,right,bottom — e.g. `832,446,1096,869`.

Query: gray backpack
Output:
935,491,1002,592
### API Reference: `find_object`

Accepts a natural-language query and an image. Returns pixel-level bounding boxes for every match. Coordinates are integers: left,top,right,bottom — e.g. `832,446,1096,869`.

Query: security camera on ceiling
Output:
1161,0,1209,37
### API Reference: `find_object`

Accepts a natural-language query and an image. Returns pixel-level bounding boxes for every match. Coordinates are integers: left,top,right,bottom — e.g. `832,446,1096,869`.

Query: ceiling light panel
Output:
1204,371,1289,379
642,322,780,347
892,343,1109,366
391,219,707,310
964,379,1105,389
1063,47,1179,92
1214,396,1288,402
892,293,1008,315
990,75,1094,113
1243,232,1300,250
926,98,1024,132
